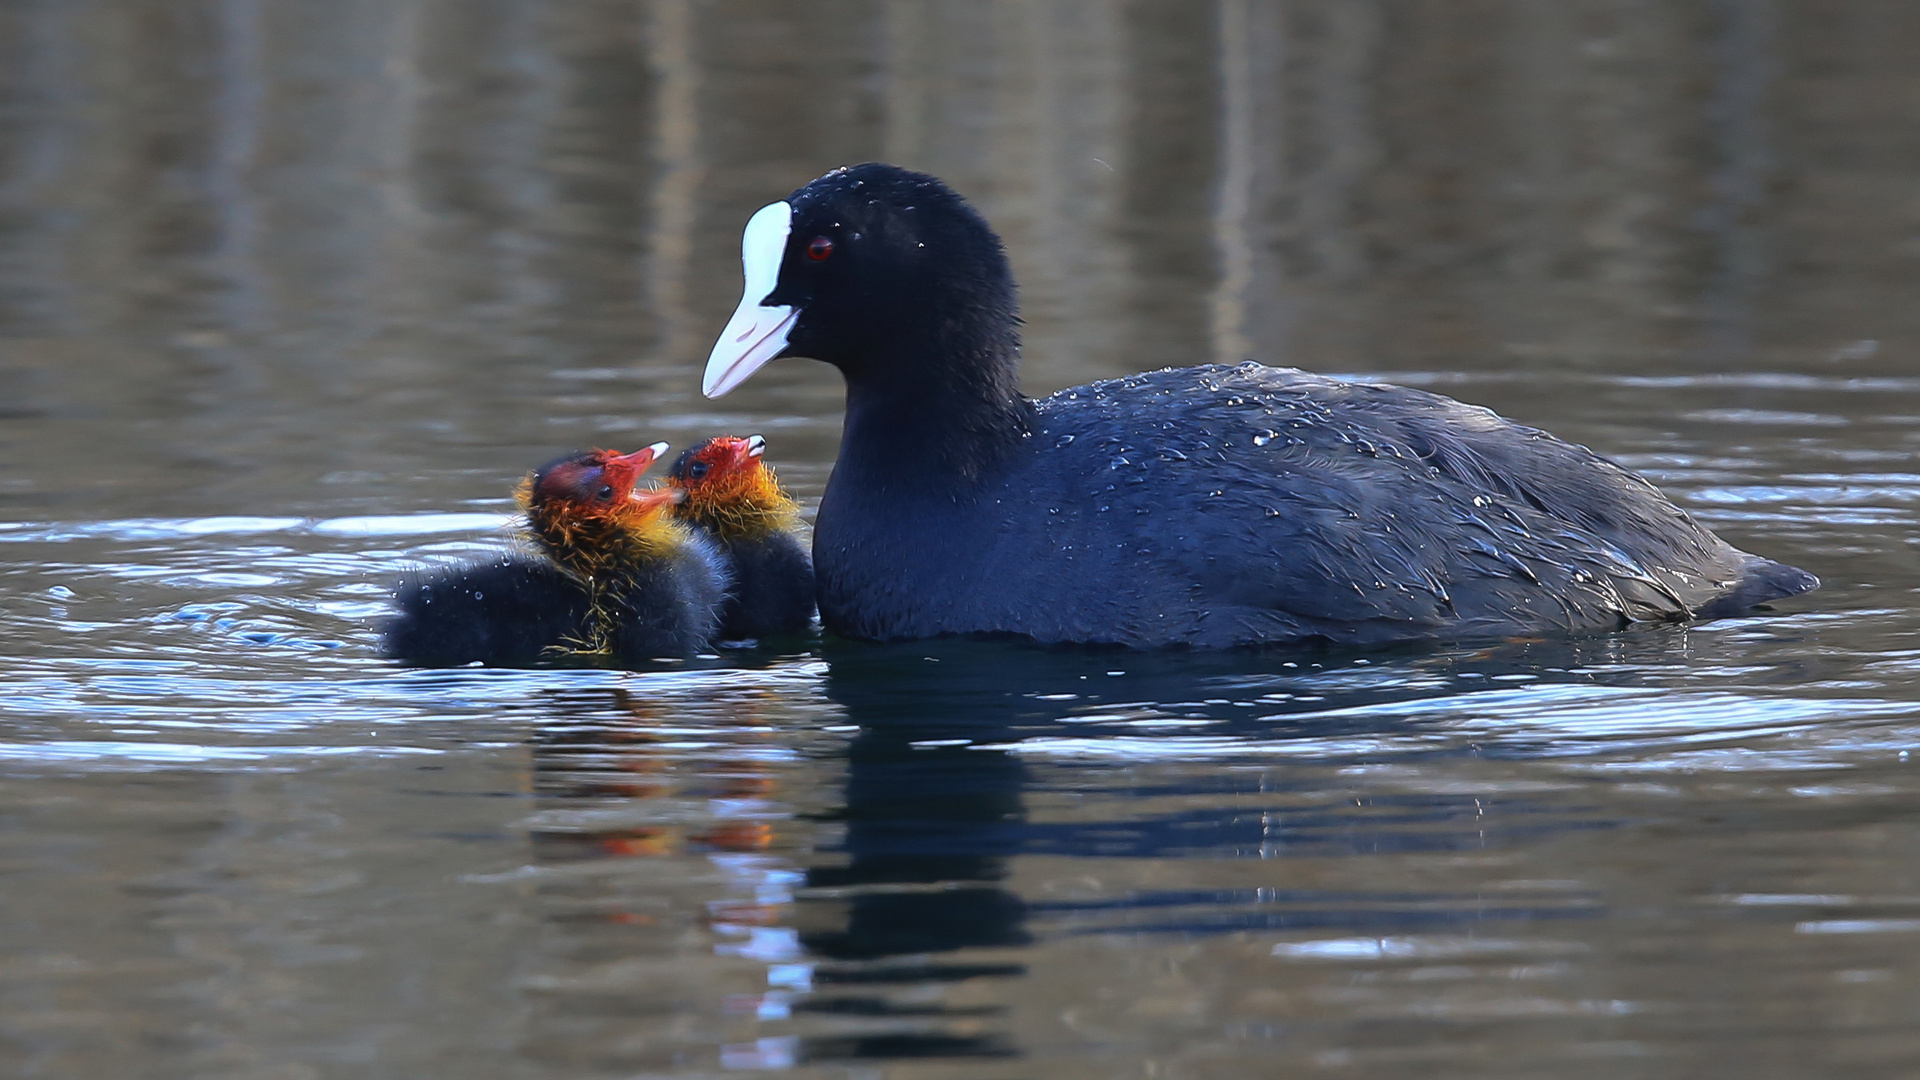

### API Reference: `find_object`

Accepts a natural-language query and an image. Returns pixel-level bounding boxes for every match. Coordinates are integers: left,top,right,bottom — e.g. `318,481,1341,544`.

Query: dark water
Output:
5,2,1920,1077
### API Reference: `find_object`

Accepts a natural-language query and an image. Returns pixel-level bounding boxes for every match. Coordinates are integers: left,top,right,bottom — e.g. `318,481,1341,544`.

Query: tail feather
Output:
1692,556,1819,618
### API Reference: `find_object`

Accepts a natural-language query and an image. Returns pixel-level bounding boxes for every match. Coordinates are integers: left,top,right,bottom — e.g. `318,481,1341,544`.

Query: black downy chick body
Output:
698,162,1818,649
384,444,730,665
386,556,593,667
668,434,815,640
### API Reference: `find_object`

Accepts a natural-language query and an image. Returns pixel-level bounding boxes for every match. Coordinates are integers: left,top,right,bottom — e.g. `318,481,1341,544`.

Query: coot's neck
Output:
834,322,1036,493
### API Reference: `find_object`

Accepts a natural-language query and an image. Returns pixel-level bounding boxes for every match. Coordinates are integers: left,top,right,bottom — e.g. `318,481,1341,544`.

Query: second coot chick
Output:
385,444,729,665
699,162,1819,649
667,435,816,640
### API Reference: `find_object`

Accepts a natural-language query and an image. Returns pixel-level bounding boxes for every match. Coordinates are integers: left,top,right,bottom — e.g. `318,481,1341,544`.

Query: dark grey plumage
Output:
714,162,1818,648
817,363,1815,647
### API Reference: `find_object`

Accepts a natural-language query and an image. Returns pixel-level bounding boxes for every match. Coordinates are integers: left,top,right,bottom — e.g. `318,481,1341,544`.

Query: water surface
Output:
3,2,1920,1077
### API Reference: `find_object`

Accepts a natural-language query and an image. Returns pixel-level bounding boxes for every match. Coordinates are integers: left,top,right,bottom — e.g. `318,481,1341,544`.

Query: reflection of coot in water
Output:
510,638,1698,1069
812,632,1716,888
807,643,1033,963
703,162,1817,648
806,640,1485,966
791,643,1035,1066
803,636,1594,961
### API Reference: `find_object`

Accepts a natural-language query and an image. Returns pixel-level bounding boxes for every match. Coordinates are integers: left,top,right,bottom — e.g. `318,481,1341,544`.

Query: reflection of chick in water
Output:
529,687,783,871
522,669,1029,1069
515,685,811,1076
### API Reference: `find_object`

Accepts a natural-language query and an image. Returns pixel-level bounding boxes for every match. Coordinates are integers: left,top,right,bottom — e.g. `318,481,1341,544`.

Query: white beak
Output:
703,201,797,398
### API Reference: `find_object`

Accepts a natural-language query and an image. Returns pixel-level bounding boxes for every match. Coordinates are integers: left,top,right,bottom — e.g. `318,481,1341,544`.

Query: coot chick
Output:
667,434,816,640
700,162,1818,649
385,444,730,665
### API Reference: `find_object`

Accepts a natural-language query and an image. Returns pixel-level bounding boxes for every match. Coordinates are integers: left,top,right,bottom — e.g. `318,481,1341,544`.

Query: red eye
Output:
807,236,834,261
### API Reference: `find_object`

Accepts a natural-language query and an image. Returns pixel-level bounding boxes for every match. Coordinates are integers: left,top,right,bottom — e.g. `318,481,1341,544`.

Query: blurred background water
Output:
3,1,1919,1077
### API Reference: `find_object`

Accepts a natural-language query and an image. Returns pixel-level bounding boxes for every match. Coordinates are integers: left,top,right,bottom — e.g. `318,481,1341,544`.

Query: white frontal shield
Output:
703,201,797,398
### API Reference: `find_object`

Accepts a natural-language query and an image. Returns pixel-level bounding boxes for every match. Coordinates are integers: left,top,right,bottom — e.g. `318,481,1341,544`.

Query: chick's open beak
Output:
630,486,683,512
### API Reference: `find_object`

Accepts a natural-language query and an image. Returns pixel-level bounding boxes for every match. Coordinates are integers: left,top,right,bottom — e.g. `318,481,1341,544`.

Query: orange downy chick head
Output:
525,442,669,520
666,435,795,538
520,442,681,572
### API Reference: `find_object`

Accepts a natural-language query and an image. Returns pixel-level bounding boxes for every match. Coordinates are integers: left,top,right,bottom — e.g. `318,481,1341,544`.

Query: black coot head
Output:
702,163,1019,399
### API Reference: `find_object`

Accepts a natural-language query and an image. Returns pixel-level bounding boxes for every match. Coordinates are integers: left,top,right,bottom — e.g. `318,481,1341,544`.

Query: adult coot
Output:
667,434,816,640
702,163,1818,648
385,444,730,664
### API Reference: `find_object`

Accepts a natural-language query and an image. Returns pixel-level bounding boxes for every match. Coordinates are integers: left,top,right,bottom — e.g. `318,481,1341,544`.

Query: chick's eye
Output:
597,485,614,501
807,236,834,262
687,462,710,480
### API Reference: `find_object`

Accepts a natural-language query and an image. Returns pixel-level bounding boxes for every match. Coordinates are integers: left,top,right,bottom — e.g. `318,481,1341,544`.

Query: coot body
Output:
385,445,730,665
668,435,816,640
702,163,1818,648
